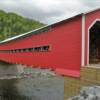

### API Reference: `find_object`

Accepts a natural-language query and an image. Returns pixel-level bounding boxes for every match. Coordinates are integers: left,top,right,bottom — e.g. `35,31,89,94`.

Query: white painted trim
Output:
87,19,100,65
81,14,85,66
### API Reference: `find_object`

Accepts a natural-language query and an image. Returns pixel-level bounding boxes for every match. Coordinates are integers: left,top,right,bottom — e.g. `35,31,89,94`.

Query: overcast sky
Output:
0,0,100,24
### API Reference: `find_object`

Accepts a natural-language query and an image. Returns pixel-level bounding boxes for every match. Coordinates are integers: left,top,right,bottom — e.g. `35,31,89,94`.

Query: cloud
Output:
0,0,99,24
79,0,100,8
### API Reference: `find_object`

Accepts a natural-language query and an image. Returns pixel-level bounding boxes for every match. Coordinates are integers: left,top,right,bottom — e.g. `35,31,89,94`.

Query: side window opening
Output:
42,46,49,51
28,48,33,52
0,45,50,53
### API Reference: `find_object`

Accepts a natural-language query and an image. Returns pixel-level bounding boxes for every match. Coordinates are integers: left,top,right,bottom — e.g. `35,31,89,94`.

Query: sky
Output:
0,0,100,24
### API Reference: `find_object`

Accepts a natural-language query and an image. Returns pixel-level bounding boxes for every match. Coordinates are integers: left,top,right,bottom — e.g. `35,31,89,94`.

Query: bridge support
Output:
0,61,24,77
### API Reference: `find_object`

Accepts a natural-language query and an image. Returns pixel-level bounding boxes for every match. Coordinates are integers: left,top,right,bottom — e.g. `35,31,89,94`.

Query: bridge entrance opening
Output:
89,20,100,64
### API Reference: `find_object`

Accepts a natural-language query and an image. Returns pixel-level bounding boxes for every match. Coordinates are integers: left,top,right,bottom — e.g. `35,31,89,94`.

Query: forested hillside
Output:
0,10,45,41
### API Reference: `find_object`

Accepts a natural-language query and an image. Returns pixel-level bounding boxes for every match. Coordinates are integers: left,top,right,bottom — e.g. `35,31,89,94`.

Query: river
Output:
0,64,64,100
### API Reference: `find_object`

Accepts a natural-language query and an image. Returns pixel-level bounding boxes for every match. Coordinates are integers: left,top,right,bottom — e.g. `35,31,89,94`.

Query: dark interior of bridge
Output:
89,21,100,64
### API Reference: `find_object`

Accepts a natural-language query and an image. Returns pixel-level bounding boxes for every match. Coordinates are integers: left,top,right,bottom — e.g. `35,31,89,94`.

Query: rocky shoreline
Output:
0,67,57,80
68,86,100,100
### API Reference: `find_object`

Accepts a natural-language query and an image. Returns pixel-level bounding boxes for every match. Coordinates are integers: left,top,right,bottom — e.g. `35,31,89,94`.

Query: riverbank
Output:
0,63,64,100
0,66,57,79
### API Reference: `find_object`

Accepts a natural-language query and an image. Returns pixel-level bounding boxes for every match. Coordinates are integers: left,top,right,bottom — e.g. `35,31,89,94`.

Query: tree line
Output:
0,10,45,41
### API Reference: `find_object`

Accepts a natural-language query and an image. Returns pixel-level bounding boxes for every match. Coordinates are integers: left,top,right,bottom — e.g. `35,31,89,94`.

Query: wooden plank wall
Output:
64,67,100,100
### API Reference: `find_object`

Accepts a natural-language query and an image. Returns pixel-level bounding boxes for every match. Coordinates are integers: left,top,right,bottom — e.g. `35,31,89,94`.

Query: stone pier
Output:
0,61,24,77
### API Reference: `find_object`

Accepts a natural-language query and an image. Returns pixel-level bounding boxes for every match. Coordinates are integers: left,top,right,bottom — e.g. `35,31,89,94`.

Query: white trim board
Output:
81,14,85,66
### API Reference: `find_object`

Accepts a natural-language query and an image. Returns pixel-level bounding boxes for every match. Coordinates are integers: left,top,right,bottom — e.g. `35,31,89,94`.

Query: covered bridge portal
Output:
0,8,99,77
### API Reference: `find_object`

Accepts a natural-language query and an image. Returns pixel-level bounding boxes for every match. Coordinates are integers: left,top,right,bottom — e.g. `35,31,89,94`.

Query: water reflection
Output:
0,76,63,100
0,79,32,100
0,62,63,100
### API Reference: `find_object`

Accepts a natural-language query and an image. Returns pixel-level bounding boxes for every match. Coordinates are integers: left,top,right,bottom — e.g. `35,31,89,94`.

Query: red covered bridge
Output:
0,8,99,77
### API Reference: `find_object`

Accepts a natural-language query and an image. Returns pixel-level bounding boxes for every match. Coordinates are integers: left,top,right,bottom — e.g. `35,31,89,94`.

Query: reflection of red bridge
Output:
0,8,99,77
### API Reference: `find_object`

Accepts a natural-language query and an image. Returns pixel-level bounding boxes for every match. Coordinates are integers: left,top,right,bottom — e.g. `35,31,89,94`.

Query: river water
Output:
0,66,64,100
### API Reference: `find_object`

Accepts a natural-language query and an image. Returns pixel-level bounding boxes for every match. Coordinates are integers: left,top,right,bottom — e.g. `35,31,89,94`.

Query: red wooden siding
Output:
0,16,82,77
85,9,100,65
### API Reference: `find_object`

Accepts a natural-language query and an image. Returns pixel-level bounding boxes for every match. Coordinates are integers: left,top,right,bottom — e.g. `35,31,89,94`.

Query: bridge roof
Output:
0,7,99,44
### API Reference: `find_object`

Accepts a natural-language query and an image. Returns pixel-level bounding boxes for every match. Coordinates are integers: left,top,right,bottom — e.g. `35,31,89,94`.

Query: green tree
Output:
0,10,45,41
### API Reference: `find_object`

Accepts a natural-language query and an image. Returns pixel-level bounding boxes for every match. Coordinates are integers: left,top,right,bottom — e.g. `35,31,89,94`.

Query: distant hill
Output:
0,10,45,41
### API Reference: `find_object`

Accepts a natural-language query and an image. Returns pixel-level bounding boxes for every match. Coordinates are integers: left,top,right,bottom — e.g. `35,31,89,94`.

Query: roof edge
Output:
0,7,99,44
84,7,100,14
